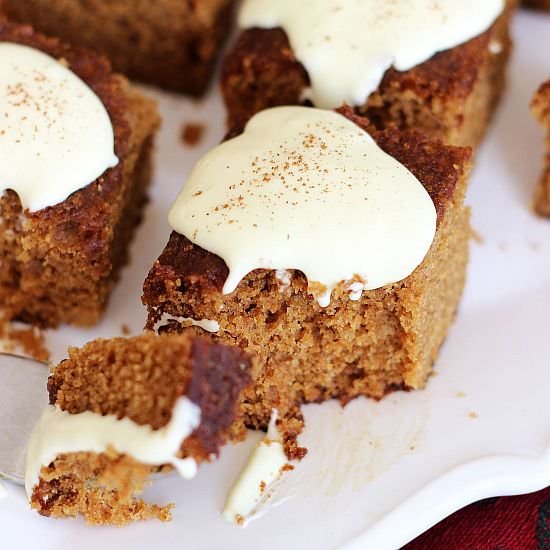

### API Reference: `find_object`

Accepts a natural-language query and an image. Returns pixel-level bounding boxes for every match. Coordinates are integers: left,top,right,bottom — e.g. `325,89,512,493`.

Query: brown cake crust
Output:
532,81,550,216
523,0,550,8
2,0,236,96
143,109,472,449
221,3,514,148
32,332,251,524
0,20,160,327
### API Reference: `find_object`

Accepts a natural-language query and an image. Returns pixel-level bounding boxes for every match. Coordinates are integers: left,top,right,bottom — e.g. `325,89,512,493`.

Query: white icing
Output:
347,281,365,302
489,40,503,54
239,0,504,109
0,43,118,212
275,269,291,291
223,411,290,526
0,480,7,499
169,107,437,307
152,311,220,333
25,396,201,497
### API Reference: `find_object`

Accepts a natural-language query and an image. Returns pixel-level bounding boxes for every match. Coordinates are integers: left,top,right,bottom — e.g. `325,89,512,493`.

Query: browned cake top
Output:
144,108,471,295
48,332,251,453
222,25,492,105
338,107,471,220
0,18,130,237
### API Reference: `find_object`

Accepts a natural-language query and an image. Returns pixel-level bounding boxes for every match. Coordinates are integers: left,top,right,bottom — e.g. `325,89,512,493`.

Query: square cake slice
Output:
221,0,515,148
26,331,251,525
143,107,472,445
532,81,550,216
2,0,235,96
0,20,160,327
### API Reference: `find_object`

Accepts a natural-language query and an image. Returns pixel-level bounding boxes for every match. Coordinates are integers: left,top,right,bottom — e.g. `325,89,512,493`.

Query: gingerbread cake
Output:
2,0,235,96
143,106,472,466
26,331,251,525
221,0,515,149
0,20,160,327
532,81,550,216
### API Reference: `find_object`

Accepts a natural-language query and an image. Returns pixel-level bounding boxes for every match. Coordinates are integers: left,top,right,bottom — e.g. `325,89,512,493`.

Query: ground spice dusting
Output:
5,66,66,137
195,123,342,233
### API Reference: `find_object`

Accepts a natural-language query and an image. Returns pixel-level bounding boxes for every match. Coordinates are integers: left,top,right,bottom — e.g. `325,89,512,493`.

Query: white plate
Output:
1,10,549,550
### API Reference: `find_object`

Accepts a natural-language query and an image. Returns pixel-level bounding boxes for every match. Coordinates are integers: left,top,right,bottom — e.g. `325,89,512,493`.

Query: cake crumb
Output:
0,319,50,362
470,228,484,244
121,323,131,335
468,411,479,419
456,391,466,398
181,123,205,147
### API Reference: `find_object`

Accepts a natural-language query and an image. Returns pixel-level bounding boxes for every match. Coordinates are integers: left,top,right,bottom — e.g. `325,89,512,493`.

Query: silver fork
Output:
0,353,49,485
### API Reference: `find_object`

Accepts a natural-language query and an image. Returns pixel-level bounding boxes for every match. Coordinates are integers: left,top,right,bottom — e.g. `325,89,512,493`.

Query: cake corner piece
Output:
0,19,160,327
221,0,515,149
26,332,251,525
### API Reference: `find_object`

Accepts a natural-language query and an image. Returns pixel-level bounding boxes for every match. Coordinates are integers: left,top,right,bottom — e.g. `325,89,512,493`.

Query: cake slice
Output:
26,331,251,525
2,0,236,96
532,81,550,216
143,106,472,453
0,20,160,327
221,0,515,148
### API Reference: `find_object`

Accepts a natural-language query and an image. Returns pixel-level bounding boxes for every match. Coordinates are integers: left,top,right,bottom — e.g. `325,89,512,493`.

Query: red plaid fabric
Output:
404,487,550,549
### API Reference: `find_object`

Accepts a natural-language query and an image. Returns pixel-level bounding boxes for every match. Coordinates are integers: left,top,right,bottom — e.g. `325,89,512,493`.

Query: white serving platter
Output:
1,9,549,550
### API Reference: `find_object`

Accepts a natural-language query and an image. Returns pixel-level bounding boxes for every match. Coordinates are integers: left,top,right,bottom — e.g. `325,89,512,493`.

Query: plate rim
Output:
342,442,550,549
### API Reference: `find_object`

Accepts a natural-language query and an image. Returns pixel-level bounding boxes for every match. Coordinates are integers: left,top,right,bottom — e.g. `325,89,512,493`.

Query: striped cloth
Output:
405,487,550,549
